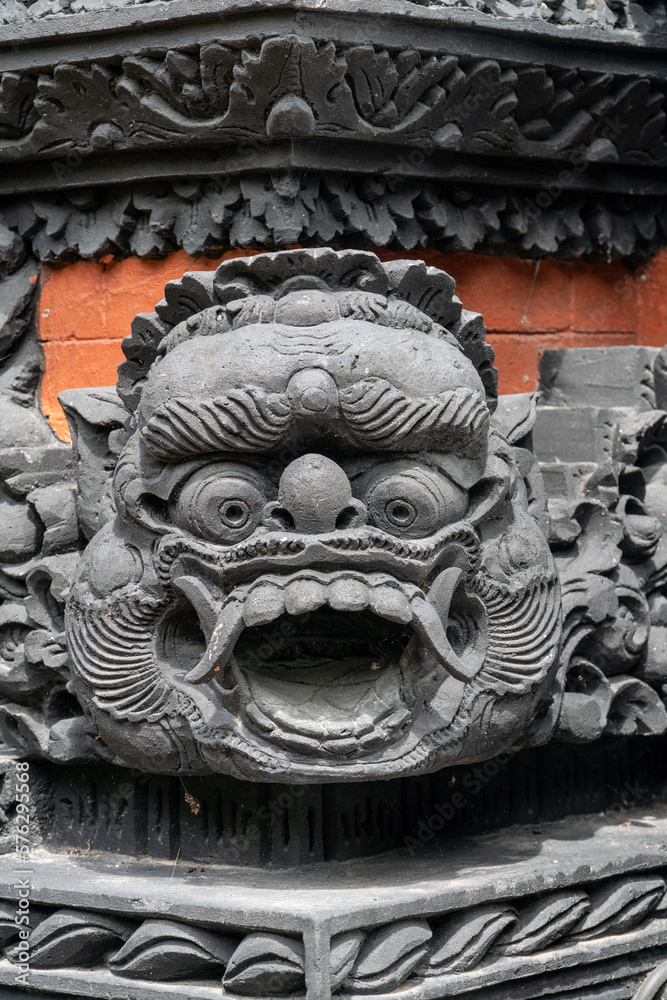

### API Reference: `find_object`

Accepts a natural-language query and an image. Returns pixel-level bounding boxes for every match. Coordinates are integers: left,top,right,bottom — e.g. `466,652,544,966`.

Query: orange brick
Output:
103,253,219,340
570,259,639,334
37,245,664,442
638,248,667,347
488,331,637,395
40,339,125,442
450,256,573,335
39,261,106,341
375,249,573,334
38,249,259,343
487,334,540,394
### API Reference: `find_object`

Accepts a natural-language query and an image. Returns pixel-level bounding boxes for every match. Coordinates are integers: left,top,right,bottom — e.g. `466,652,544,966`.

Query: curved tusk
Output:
185,600,245,684
172,575,220,641
410,567,478,683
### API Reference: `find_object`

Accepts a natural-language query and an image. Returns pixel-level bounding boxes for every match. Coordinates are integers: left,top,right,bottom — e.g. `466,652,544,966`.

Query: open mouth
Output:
233,606,414,753
169,568,487,756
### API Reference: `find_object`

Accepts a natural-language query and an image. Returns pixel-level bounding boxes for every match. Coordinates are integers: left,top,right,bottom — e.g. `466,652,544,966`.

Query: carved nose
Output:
263,454,367,534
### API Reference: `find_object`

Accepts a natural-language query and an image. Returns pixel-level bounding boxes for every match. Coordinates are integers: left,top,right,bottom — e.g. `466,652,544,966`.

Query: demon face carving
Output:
65,249,561,781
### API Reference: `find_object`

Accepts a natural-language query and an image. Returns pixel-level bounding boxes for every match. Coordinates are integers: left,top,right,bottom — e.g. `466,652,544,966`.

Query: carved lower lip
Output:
175,567,481,687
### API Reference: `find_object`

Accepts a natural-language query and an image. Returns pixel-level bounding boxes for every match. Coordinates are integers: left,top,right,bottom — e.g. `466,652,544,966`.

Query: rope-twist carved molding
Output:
1,871,666,995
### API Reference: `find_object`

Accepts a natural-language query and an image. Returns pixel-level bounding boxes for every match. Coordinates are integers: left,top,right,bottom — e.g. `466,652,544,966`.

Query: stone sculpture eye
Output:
385,498,418,528
171,463,274,544
356,461,468,539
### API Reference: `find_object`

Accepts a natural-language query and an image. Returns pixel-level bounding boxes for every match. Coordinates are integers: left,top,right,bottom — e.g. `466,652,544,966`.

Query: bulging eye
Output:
355,461,468,538
171,463,273,544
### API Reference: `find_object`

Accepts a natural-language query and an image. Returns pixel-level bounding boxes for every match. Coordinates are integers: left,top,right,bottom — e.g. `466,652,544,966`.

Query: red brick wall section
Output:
38,247,667,441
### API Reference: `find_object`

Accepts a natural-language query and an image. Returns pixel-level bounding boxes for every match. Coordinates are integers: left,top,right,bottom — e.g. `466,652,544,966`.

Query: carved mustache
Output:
174,567,482,687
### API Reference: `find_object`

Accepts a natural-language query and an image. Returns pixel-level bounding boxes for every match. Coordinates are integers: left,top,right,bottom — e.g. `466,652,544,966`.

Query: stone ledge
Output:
0,808,666,999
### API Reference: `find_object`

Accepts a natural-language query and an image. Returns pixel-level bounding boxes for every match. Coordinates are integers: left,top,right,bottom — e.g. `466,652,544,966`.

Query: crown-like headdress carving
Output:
118,249,497,412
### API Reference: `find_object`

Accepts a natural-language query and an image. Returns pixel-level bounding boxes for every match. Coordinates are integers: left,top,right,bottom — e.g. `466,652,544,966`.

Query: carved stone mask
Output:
65,249,561,781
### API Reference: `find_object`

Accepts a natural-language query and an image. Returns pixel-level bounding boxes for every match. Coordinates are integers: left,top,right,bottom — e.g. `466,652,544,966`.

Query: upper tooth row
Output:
241,577,419,627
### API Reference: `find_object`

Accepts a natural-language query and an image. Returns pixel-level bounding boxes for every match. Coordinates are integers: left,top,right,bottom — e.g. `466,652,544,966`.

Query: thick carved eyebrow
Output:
141,388,292,460
339,378,489,452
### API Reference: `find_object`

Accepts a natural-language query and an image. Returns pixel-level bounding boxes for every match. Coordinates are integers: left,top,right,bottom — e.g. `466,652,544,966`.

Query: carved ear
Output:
492,392,537,446
466,452,514,525
58,387,129,540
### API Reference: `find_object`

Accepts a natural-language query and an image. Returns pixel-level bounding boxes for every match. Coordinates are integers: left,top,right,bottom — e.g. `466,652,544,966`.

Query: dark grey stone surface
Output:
0,0,666,261
0,142,666,998
3,0,664,32
0,806,666,997
58,248,563,783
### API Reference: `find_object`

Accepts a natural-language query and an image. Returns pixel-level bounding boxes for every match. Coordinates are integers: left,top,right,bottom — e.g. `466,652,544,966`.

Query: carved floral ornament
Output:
1,37,665,168
1,28,665,260
1,248,666,784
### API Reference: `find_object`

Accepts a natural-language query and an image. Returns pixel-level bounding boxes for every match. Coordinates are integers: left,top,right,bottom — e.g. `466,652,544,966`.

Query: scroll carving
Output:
1,40,664,170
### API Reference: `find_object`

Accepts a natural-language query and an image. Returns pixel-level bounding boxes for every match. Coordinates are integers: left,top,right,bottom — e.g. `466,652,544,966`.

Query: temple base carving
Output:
0,807,666,999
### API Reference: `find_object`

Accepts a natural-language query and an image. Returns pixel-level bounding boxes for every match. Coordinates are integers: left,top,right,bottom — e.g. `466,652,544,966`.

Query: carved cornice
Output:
1,816,667,1000
2,32,665,182
0,870,665,993
0,0,665,259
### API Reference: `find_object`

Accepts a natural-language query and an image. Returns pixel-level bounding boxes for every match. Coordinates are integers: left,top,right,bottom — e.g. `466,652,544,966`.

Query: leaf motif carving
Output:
345,45,458,133
0,900,46,946
5,909,134,969
330,929,365,992
222,932,305,996
569,877,666,940
344,918,432,994
346,47,399,123
108,918,239,981
605,676,667,736
0,72,38,140
426,904,516,974
122,44,236,121
493,890,590,955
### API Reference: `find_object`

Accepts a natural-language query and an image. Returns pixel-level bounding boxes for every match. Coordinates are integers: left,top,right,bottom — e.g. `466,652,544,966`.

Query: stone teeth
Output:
284,579,327,616
384,707,411,731
427,566,463,621
186,600,245,684
369,585,413,624
244,585,285,627
328,578,370,612
184,567,476,689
